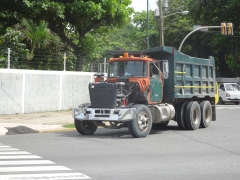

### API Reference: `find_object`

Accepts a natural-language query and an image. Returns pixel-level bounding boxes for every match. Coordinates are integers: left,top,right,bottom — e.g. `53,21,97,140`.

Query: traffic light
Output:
227,23,233,35
221,23,227,35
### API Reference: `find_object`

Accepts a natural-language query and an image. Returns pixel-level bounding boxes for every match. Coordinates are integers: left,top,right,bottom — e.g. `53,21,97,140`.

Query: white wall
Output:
0,69,96,114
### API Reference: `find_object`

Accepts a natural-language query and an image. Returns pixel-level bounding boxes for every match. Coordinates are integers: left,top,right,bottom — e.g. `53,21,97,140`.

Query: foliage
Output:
188,0,240,77
0,0,133,71
132,10,159,49
0,20,65,70
0,27,28,69
20,19,60,60
1,0,239,77
163,0,192,48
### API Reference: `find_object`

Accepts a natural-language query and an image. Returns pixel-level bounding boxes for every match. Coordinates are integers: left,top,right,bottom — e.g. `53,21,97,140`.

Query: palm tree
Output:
21,19,59,59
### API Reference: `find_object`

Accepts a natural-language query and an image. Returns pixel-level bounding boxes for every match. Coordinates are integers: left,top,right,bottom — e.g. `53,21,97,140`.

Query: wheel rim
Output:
193,108,200,125
137,111,149,131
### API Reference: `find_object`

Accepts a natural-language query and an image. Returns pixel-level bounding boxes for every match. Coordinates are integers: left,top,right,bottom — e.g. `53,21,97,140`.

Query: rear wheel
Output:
128,105,152,138
176,101,188,130
75,119,98,135
185,101,201,130
200,101,212,128
235,102,239,105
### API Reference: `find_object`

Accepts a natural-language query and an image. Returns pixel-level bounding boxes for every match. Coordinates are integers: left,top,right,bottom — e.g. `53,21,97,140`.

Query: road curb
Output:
39,128,76,133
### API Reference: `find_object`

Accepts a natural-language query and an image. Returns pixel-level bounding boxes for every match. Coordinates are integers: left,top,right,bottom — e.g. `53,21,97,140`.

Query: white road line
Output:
0,144,92,179
216,107,240,109
0,166,71,172
0,148,19,151
0,173,91,180
0,151,31,155
0,160,55,165
0,155,41,159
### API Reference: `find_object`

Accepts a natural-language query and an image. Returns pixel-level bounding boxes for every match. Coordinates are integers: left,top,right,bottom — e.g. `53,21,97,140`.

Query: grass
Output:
63,124,75,128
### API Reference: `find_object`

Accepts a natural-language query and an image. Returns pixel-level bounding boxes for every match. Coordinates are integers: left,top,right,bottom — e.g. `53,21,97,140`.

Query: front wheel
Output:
128,105,152,138
75,119,98,135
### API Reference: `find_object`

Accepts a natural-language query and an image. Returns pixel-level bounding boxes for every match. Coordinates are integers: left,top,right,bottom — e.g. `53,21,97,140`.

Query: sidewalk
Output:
0,110,75,135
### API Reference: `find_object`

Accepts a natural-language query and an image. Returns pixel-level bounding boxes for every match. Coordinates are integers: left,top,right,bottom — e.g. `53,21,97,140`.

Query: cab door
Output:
149,62,163,102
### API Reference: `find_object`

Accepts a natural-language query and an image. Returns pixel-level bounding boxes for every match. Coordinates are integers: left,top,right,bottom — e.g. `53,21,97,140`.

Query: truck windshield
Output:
108,61,147,78
225,84,240,91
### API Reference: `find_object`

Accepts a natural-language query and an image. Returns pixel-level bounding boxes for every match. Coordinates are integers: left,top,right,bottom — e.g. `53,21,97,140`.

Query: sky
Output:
130,0,158,12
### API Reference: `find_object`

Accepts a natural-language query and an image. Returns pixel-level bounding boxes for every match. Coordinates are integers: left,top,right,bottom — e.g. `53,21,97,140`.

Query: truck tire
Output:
185,101,201,130
128,105,152,138
74,119,98,135
200,101,212,128
176,101,188,130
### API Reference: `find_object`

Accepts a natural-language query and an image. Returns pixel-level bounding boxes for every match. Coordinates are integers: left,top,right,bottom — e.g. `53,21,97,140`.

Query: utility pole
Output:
146,0,149,49
158,0,164,46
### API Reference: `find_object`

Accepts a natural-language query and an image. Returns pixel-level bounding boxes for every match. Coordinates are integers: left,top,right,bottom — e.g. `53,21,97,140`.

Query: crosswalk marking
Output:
0,155,41,159
0,144,91,179
0,173,91,180
0,148,19,151
0,166,71,172
0,151,31,155
0,160,55,165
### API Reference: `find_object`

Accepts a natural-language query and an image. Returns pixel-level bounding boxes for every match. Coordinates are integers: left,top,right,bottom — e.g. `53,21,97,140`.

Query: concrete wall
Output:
0,69,95,114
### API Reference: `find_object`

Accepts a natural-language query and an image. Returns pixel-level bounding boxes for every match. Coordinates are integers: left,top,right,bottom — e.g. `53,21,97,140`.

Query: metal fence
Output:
0,47,108,73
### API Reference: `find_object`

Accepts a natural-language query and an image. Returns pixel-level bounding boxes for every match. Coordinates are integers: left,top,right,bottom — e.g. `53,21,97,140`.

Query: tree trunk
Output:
75,54,83,71
234,37,239,77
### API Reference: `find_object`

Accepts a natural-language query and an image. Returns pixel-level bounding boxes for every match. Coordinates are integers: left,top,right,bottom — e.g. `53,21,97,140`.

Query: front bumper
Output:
226,98,240,102
72,107,136,122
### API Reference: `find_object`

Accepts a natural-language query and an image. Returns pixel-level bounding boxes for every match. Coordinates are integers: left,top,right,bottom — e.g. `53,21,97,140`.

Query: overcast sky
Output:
130,0,158,12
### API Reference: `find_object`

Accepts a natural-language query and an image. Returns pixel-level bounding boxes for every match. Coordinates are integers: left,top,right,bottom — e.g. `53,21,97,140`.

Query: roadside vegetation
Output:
63,124,75,129
0,0,239,76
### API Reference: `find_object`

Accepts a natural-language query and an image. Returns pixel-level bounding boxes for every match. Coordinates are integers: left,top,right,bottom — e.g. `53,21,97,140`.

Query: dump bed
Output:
108,46,216,99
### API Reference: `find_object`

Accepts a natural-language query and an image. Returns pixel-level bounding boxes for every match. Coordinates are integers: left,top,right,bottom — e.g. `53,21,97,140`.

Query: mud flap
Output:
212,105,216,121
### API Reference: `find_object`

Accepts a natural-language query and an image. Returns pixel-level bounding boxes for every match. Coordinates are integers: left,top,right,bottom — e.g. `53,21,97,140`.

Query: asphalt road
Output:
0,105,240,180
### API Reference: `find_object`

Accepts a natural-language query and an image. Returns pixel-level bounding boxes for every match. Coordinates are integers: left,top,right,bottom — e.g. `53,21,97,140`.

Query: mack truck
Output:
72,46,217,138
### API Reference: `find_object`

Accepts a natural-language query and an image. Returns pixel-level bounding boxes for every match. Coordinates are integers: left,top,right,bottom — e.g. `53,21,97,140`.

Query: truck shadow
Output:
60,125,183,139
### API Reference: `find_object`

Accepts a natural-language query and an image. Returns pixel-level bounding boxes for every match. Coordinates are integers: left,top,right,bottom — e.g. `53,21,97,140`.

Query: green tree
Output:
20,19,59,60
0,27,28,69
162,0,192,48
188,0,240,77
0,0,133,71
132,10,159,49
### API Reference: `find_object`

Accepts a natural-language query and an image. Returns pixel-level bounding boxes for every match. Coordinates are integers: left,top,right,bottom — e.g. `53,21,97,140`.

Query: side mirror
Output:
162,60,169,79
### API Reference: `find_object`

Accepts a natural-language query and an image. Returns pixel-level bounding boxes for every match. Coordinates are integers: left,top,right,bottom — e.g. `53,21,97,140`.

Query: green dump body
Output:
108,46,216,100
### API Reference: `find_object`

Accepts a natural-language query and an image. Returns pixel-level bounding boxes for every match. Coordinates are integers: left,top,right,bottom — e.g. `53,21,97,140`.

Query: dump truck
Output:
72,46,217,138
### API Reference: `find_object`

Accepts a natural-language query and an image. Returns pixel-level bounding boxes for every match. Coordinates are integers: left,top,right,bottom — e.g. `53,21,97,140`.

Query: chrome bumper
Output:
72,107,136,122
